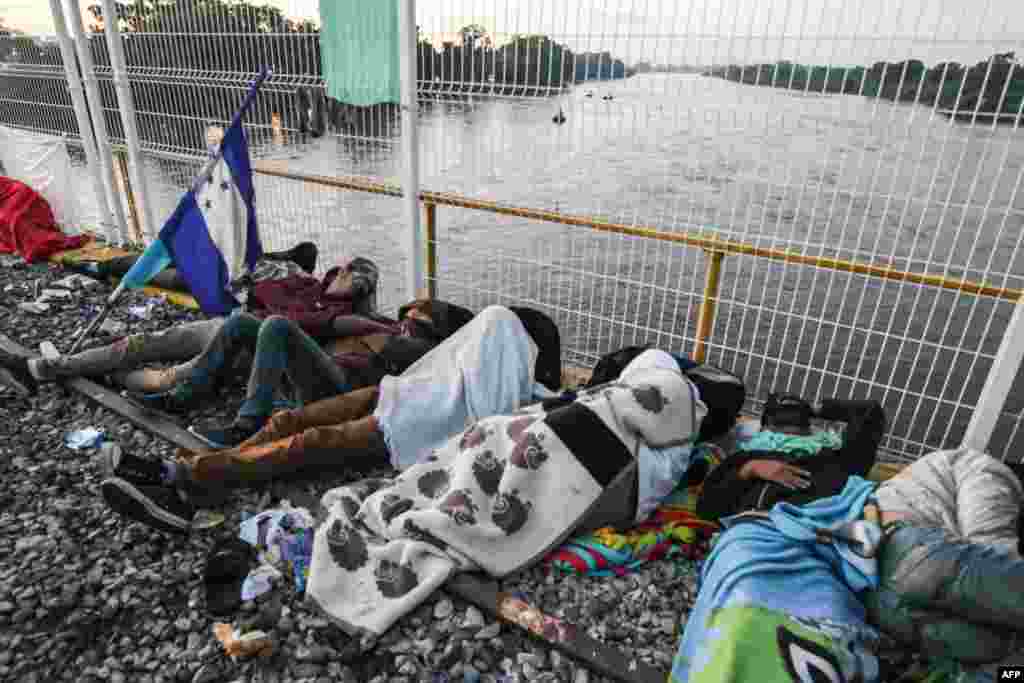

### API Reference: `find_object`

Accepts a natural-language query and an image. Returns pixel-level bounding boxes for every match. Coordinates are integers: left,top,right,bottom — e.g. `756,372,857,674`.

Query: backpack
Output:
508,306,562,392
586,345,746,442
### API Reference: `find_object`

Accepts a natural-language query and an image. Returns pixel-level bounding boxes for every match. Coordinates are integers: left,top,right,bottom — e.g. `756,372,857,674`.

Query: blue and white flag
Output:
122,70,268,315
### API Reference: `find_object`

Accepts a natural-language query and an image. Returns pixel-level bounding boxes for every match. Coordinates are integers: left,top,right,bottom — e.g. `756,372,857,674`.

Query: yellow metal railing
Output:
252,162,1022,363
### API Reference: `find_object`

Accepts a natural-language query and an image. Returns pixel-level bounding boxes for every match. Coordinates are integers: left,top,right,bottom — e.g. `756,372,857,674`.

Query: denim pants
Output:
864,523,1024,668
32,318,224,393
170,312,351,420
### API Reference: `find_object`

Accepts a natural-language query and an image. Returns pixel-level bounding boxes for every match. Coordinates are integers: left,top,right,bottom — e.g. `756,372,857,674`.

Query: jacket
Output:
697,399,886,522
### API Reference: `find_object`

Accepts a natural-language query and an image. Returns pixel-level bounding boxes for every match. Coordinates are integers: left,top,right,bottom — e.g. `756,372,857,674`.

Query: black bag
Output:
508,306,562,392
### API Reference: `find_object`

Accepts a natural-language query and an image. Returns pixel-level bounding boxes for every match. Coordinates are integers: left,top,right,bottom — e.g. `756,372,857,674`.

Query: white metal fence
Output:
3,0,1023,463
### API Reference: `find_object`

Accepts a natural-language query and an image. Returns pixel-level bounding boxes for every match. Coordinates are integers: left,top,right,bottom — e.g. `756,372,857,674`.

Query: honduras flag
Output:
121,70,268,315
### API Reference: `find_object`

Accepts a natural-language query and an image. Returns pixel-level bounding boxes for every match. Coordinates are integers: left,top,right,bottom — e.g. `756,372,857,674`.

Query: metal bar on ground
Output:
100,0,156,242
398,0,425,302
251,164,1022,303
64,0,130,244
694,250,725,363
0,333,209,453
0,332,664,683
962,298,1024,456
424,202,438,299
445,573,667,683
48,0,117,240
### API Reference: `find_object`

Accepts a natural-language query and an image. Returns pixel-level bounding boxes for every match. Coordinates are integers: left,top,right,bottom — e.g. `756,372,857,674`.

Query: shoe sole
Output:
101,478,192,535
0,366,33,397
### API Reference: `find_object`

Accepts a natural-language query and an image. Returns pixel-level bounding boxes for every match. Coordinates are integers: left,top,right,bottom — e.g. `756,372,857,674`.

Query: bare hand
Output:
740,459,813,491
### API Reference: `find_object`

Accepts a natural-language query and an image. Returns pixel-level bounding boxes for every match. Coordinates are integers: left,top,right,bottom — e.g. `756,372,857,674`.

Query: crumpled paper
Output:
213,623,274,659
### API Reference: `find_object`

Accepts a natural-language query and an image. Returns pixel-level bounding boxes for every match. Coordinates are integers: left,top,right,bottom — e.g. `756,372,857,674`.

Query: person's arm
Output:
696,453,813,521
816,399,886,478
330,315,399,339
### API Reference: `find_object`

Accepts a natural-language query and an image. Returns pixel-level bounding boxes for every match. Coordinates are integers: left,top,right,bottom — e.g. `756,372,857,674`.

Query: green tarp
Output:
319,0,400,106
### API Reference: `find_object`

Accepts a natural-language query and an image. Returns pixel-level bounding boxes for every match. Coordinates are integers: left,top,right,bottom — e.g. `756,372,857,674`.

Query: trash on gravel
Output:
39,288,73,301
18,302,50,315
53,274,100,289
192,509,227,530
99,319,127,335
240,564,282,601
239,503,315,593
213,622,275,659
65,427,105,450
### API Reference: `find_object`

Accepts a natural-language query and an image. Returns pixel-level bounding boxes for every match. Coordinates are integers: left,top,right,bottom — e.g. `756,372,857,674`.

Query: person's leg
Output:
239,386,380,448
179,398,384,488
27,319,224,384
237,315,352,422
865,523,1024,663
165,312,263,402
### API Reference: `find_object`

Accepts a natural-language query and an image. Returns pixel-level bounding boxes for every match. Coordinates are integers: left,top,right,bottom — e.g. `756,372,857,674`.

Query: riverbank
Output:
705,55,1024,124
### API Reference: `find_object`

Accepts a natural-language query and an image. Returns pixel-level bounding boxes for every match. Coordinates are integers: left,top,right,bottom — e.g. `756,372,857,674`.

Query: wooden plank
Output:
445,573,668,683
0,333,209,453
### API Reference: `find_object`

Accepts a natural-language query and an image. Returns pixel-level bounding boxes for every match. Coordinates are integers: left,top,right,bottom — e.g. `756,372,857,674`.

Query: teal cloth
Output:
319,1,400,106
737,429,843,457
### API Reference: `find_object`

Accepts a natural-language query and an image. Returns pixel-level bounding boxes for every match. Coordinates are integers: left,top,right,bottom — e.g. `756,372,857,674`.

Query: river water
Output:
134,73,1024,458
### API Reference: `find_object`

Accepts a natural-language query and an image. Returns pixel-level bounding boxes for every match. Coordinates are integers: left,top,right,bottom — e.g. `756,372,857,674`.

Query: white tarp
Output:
0,125,102,234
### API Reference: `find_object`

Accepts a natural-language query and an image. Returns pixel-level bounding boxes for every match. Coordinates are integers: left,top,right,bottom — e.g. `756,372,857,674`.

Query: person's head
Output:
398,299,476,341
761,394,813,436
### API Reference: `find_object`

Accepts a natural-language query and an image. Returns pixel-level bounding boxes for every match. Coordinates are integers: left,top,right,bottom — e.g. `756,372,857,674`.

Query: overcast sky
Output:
5,0,1024,66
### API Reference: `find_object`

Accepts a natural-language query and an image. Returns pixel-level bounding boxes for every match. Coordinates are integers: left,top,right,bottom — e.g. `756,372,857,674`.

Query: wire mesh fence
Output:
2,0,1022,462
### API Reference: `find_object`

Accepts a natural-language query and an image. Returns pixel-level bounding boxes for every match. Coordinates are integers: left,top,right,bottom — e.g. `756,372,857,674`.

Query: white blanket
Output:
373,305,539,469
309,364,700,636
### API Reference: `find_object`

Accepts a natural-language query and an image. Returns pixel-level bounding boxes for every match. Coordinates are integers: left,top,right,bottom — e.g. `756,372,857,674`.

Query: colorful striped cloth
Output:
545,445,723,577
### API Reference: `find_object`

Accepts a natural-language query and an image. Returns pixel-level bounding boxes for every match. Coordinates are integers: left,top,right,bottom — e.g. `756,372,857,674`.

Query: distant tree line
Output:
707,52,1024,124
0,1,632,154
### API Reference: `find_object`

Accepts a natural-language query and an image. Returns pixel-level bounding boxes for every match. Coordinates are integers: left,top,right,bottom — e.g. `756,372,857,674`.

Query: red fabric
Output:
249,266,354,337
0,178,87,262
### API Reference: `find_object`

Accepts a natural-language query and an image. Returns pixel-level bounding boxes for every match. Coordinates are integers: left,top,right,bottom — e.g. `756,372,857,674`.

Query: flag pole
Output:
67,68,271,356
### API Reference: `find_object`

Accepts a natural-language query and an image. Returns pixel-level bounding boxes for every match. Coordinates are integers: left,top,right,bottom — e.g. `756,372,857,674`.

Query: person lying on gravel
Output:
0,257,381,398
695,393,886,521
671,447,1024,683
99,305,555,535
145,297,472,449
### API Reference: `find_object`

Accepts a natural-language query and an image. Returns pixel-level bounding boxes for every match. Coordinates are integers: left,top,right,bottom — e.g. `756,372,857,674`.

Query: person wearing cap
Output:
696,394,886,522
99,305,559,535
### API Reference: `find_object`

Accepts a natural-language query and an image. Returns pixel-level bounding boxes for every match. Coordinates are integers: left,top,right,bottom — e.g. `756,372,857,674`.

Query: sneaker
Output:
98,443,164,487
0,347,37,396
101,477,195,535
133,389,189,415
189,418,266,449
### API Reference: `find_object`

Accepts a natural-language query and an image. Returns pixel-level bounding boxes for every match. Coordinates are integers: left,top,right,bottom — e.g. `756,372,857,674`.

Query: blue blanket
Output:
671,477,884,683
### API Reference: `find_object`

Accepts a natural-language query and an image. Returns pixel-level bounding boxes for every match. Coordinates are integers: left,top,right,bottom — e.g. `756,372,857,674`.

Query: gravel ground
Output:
0,258,698,683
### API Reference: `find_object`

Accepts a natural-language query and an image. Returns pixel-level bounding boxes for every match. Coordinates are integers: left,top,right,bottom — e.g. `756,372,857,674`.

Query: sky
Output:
4,0,1024,66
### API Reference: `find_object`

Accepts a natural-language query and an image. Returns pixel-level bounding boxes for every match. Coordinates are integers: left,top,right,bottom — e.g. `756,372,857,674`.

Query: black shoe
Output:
0,347,37,396
101,477,194,535
99,443,164,487
189,417,266,449
133,389,190,415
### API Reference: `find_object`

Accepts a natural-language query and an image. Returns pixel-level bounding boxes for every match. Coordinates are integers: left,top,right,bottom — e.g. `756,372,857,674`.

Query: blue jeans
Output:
864,523,1024,671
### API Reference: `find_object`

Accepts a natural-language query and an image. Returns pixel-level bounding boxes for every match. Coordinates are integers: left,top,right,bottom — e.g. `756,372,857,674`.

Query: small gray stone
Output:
462,606,485,629
433,598,454,620
475,623,501,640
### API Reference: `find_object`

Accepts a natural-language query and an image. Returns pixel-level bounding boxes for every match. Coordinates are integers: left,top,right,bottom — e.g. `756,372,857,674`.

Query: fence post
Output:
48,0,117,240
694,250,725,363
64,0,130,244
424,202,437,299
114,150,143,243
398,0,424,302
100,0,155,242
963,296,1024,456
